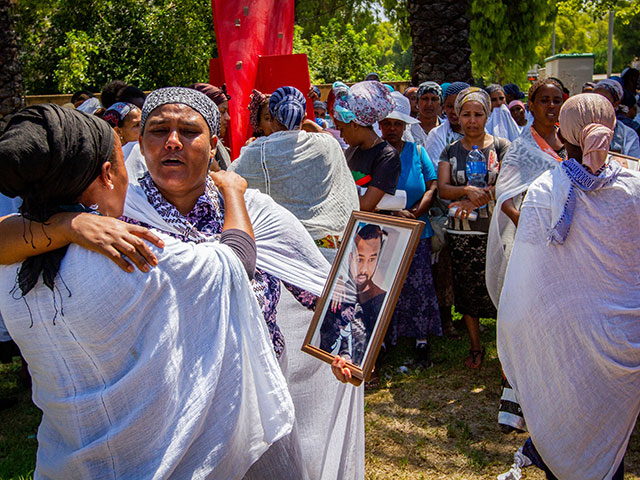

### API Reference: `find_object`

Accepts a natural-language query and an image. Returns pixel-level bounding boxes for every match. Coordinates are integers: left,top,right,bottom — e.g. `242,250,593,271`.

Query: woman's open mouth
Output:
162,157,184,166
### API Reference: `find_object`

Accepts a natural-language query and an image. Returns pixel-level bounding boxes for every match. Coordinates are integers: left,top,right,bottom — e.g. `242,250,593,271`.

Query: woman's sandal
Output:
464,347,485,369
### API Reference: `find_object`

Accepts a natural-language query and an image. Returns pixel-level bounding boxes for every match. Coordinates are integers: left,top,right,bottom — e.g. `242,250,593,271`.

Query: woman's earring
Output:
108,184,115,191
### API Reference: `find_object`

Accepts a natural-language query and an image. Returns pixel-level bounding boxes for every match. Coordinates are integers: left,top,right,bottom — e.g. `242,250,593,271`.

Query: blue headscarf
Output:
444,82,470,100
269,86,307,130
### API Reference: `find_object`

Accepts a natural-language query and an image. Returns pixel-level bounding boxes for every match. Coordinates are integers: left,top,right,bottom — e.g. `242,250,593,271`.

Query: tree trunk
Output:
0,0,24,129
408,0,473,85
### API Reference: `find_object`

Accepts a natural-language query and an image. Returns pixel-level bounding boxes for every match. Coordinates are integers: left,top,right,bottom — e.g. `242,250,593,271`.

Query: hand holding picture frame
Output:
301,211,424,386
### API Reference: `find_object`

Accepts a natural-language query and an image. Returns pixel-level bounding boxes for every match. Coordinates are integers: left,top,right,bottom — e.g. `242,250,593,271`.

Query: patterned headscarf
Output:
454,87,491,117
417,81,443,103
549,94,618,244
248,89,270,134
141,87,220,136
333,81,393,127
269,86,306,130
444,82,470,100
103,102,137,128
596,79,624,103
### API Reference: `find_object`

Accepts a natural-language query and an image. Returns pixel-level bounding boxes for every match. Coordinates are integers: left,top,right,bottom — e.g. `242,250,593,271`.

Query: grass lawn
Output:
0,316,638,479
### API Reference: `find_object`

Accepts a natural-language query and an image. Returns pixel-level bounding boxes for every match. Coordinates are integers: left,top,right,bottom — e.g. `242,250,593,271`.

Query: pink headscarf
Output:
558,93,616,172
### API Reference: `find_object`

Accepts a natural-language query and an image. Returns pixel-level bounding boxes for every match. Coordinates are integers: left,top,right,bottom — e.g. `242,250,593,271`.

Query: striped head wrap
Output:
417,81,443,103
454,87,491,117
141,87,220,136
269,86,306,130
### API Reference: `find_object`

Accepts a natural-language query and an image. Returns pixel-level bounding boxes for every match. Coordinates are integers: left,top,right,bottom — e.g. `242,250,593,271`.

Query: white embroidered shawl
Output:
497,167,640,480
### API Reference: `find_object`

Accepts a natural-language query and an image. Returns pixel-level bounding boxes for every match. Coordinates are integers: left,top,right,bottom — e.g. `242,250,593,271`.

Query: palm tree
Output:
407,0,473,85
0,0,24,128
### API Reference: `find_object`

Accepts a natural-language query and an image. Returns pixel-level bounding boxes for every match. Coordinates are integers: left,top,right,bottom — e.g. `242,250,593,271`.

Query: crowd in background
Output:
0,65,638,480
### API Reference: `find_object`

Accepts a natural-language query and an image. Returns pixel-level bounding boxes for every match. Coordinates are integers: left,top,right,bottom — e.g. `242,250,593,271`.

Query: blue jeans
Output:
522,437,624,480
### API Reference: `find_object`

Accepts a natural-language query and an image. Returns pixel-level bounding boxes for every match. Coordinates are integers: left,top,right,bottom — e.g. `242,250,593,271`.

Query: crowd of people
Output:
0,66,638,479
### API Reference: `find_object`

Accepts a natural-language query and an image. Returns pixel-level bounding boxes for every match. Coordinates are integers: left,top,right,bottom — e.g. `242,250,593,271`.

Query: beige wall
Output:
25,81,412,106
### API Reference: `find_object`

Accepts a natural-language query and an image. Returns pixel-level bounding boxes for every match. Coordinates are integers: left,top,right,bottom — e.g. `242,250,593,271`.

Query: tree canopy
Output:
10,0,640,95
13,0,217,94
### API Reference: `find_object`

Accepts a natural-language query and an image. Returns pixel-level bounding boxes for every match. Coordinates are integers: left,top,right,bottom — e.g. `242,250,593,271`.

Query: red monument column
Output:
211,0,314,160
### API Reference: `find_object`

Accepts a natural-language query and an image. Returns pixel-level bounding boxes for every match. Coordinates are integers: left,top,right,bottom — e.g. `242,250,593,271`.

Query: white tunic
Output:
0,236,294,479
498,166,640,480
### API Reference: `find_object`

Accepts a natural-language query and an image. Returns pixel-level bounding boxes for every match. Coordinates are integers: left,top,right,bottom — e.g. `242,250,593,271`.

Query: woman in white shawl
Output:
230,86,360,263
497,93,639,480
487,78,566,434
487,78,566,306
1,89,358,479
485,84,523,142
0,104,294,479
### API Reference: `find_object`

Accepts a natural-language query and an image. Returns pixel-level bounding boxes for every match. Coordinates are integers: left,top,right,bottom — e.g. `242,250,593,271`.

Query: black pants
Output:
523,437,624,480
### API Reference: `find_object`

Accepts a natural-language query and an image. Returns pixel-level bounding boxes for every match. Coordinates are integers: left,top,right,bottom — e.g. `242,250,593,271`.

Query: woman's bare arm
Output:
359,186,386,212
0,213,164,272
501,198,520,227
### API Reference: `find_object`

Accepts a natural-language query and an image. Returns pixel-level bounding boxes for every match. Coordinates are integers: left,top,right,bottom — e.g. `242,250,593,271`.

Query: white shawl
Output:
486,127,561,306
497,167,640,480
486,104,523,142
229,130,359,241
124,182,330,297
0,236,294,479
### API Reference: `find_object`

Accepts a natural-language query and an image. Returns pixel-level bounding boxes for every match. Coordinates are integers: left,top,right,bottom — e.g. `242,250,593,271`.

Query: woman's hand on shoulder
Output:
68,213,164,273
209,170,248,196
331,355,352,383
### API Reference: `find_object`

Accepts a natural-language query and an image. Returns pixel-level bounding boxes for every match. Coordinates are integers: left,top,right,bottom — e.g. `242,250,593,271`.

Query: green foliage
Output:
294,19,410,83
13,0,217,94
294,0,378,41
54,31,98,93
469,0,554,84
534,10,627,74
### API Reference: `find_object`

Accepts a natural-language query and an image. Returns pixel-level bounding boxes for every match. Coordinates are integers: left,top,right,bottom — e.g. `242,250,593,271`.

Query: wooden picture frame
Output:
301,211,424,386
608,151,640,171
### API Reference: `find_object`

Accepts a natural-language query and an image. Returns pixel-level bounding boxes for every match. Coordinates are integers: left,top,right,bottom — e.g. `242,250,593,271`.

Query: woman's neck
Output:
532,120,556,137
462,132,487,149
419,114,438,133
532,120,562,149
158,182,206,216
388,139,404,153
358,129,382,150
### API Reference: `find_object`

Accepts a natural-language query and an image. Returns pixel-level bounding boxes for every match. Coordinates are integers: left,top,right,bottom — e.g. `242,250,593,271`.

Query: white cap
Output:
383,91,419,124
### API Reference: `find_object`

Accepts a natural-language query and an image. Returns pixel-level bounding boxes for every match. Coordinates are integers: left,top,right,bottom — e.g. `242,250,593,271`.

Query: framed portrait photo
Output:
302,211,424,386
608,151,639,171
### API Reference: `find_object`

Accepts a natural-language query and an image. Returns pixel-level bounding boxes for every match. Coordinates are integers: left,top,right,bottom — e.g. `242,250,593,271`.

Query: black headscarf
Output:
0,104,114,297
